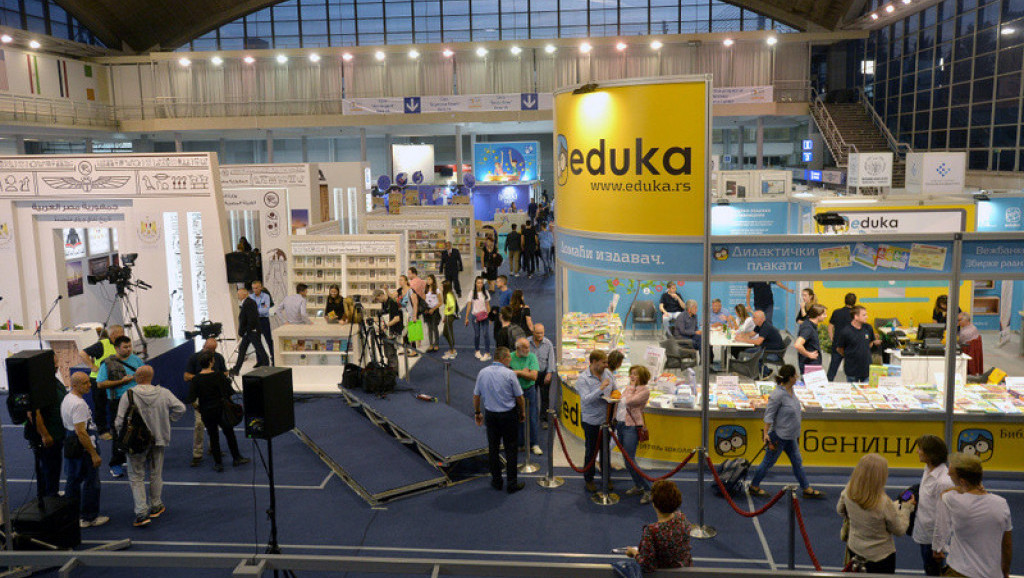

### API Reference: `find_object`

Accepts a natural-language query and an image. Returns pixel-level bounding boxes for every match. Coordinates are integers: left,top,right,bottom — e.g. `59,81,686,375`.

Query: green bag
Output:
406,319,424,342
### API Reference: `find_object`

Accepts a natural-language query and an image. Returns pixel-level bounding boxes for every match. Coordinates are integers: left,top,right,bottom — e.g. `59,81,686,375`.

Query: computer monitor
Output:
916,323,946,341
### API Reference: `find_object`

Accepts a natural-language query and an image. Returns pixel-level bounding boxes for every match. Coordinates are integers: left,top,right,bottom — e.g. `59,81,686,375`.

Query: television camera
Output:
185,320,223,340
86,253,150,297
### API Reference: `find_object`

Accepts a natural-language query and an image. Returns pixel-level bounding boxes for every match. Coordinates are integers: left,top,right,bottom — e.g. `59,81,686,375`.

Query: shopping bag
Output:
407,319,424,342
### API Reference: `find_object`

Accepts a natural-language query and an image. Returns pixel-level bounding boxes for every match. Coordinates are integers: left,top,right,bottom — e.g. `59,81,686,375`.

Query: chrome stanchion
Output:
519,395,539,473
443,361,451,405
788,486,797,570
689,447,717,539
591,423,619,505
537,409,564,488
402,339,411,382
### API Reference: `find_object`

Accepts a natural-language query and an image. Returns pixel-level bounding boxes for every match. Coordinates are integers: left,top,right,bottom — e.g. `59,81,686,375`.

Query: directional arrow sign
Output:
521,93,538,110
404,97,421,114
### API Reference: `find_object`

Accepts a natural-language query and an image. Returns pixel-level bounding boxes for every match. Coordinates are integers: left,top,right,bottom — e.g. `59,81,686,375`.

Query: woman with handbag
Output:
615,364,653,504
423,275,442,353
397,275,420,357
837,453,914,573
187,351,248,473
463,276,492,361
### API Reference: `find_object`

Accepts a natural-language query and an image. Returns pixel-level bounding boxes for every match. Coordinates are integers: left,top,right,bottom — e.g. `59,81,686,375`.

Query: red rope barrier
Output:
607,429,695,482
551,418,603,474
793,496,823,571
704,456,787,518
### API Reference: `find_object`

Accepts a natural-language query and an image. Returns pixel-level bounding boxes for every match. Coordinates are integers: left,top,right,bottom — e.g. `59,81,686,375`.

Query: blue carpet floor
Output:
6,267,1024,577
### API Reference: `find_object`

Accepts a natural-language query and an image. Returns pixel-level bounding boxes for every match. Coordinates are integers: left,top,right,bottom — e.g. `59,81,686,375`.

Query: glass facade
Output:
865,0,1024,171
181,0,795,51
0,0,104,46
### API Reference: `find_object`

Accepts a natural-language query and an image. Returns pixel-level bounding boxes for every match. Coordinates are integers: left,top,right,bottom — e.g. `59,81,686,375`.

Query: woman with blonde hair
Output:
837,453,915,573
795,288,818,324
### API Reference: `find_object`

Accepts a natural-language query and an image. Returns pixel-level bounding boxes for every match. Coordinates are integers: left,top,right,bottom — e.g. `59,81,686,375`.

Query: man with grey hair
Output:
673,299,711,364
957,312,980,348
184,338,228,468
474,346,525,494
510,338,540,455
230,287,268,376
529,323,556,429
115,365,186,527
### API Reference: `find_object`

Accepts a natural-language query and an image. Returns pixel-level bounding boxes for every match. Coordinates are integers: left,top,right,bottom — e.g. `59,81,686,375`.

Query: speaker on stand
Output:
242,367,296,578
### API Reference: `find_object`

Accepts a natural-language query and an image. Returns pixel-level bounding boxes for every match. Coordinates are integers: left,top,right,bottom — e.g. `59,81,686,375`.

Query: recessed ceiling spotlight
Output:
1001,27,1016,35
210,56,223,65
408,49,419,59
616,42,627,51
276,54,288,64
476,46,488,57
442,48,454,57
723,38,734,47
178,57,191,67
766,36,777,46
580,42,592,53
650,40,663,50
375,51,386,61
901,0,911,4
870,12,879,19
243,55,255,64
28,40,40,49
342,52,354,61
309,53,321,62
544,44,556,54
885,4,895,13
510,46,522,55
0,35,12,43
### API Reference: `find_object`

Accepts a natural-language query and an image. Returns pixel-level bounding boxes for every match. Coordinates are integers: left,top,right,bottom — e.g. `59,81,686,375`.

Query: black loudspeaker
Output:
243,367,294,439
13,495,81,550
5,350,60,415
225,251,253,284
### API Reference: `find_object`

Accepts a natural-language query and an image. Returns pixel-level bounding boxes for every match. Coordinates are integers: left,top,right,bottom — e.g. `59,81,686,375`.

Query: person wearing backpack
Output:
114,365,187,527
188,351,251,473
97,335,144,478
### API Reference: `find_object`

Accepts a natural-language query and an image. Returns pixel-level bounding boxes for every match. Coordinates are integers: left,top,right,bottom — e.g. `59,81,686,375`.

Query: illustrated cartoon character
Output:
714,425,747,457
957,428,994,462
557,134,569,186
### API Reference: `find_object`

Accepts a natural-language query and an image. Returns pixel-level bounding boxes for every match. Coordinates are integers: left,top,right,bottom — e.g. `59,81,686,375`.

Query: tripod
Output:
104,283,149,359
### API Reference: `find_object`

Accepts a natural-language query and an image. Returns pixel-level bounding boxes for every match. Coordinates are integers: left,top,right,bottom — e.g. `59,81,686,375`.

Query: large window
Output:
181,0,795,51
1,0,104,46
867,0,1024,171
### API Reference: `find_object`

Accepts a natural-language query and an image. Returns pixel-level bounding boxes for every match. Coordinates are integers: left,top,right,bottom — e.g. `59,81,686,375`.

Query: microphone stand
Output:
34,295,62,350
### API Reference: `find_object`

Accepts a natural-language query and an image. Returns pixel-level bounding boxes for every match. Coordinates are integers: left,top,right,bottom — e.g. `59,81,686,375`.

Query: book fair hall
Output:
0,0,1023,576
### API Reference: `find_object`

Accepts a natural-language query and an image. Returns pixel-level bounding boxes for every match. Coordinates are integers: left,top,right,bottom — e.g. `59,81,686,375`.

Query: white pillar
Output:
455,125,464,184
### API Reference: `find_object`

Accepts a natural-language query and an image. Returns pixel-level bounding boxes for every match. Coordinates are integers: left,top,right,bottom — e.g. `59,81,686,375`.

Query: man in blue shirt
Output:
474,346,525,494
96,335,144,478
576,350,612,493
250,280,275,365
737,311,787,377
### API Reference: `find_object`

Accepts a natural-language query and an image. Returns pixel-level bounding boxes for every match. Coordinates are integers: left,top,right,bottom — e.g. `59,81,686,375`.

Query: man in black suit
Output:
230,287,269,376
438,241,463,298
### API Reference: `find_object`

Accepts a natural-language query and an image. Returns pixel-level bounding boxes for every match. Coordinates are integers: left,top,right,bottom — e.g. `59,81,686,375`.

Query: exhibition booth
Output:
551,77,1024,473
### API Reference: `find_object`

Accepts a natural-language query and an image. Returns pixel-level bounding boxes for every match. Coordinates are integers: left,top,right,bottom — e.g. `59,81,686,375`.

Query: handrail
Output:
808,87,856,166
857,87,912,158
0,92,117,128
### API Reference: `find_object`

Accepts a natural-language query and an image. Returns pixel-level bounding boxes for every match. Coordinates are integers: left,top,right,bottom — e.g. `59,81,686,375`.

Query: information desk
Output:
273,319,360,393
558,379,1024,472
890,350,970,387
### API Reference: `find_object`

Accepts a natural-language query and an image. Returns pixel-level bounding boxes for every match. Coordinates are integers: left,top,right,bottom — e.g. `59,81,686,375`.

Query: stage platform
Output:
293,397,448,506
339,386,488,467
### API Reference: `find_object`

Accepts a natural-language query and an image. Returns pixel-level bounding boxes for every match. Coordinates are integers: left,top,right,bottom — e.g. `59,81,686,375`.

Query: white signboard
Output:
0,155,216,197
712,86,774,104
87,228,111,255
644,345,666,375
219,165,310,187
392,144,434,184
292,240,398,255
847,153,893,188
904,152,966,194
826,209,966,234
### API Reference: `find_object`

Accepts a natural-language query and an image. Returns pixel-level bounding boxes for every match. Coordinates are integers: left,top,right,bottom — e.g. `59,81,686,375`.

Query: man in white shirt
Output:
276,283,312,325
912,435,956,576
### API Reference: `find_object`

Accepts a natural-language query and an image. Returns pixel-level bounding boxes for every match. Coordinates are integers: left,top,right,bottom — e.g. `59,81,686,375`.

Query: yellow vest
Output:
89,339,117,379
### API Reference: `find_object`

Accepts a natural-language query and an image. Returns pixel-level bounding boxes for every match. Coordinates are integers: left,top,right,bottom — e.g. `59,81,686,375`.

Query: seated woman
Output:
626,480,693,571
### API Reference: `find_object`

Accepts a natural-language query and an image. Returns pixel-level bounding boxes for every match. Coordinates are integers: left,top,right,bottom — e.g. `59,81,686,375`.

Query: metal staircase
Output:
809,88,913,188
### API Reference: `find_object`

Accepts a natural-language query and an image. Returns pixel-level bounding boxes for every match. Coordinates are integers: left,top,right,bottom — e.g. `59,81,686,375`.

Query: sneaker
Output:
625,486,644,496
506,481,526,494
531,445,543,455
214,463,224,473
449,351,458,359
98,432,112,441
80,515,110,528
474,351,482,359
133,515,151,527
441,352,452,360
640,491,652,504
190,457,203,467
233,457,251,467
480,353,491,361
541,421,549,430
109,465,125,478
148,505,166,518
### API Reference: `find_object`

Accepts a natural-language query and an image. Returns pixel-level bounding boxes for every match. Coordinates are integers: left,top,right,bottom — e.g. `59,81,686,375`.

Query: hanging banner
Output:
558,230,703,276
473,141,540,182
554,78,709,237
710,239,954,276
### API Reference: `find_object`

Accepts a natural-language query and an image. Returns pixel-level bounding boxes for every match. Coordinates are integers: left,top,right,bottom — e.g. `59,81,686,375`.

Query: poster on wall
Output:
392,145,435,184
87,228,110,256
291,209,309,234
66,261,83,297
63,228,86,260
473,141,540,182
88,256,110,277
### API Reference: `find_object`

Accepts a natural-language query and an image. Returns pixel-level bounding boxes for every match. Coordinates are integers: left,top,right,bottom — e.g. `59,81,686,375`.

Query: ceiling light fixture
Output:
309,53,321,62
650,40,663,50
408,49,419,59
178,57,191,67
342,52,354,62
243,55,255,64
544,44,556,54
476,46,488,57
885,4,895,13
870,12,879,19
375,51,386,61
616,41,627,51
276,54,288,64
28,40,40,49
510,46,522,55
723,38,734,47
1001,27,1016,35
0,35,12,43
766,36,777,46
442,48,454,57
210,56,223,65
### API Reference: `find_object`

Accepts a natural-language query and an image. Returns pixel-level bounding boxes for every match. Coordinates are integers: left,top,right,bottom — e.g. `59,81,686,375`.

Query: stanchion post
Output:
689,447,717,539
402,339,411,382
538,409,564,488
519,395,539,473
591,423,619,505
444,361,451,405
788,486,797,570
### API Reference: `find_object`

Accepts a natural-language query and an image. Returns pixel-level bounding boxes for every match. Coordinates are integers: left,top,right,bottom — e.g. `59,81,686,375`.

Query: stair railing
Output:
858,87,912,159
809,88,857,166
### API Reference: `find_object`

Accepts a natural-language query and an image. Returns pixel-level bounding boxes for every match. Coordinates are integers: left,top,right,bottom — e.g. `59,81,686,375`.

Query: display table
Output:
273,319,360,393
708,329,754,373
0,328,96,390
890,350,970,386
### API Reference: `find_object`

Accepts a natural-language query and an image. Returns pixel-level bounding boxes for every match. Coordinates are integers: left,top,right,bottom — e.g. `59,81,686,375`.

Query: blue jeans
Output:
518,386,539,447
919,543,943,576
472,318,491,353
749,431,810,490
64,453,101,522
582,422,601,483
616,423,651,491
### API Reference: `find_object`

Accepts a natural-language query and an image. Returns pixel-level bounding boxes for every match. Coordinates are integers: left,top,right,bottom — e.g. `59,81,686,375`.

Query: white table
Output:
273,319,361,393
708,329,754,373
0,328,96,390
890,349,970,386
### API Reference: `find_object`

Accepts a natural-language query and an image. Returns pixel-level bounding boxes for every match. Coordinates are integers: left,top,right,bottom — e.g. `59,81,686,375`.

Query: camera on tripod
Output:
185,320,223,340
86,253,150,296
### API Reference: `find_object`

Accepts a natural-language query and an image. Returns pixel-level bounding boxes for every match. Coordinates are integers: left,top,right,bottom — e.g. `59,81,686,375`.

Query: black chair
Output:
632,300,658,338
660,339,697,374
731,348,763,380
762,335,793,378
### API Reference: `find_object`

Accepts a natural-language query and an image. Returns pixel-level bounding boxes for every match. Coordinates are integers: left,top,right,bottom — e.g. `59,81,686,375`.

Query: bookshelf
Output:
392,205,476,273
364,216,448,278
289,235,403,315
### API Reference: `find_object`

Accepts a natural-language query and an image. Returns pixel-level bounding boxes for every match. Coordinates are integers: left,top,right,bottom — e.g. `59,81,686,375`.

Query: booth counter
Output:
273,318,360,393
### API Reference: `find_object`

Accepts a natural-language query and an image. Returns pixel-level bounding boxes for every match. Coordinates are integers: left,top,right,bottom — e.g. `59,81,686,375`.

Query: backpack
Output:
507,324,526,345
117,390,153,454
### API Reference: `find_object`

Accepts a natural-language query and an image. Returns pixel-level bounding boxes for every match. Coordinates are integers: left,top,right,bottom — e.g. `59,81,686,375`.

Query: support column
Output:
174,132,183,153
736,127,745,169
384,133,393,177
756,117,764,170
360,128,367,163
219,138,226,161
84,138,93,154
301,136,309,163
721,129,731,168
266,130,274,163
15,136,26,155
469,132,477,170
455,125,464,184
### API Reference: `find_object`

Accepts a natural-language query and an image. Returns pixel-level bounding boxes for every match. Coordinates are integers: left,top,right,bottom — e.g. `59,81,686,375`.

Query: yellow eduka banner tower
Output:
554,78,710,237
